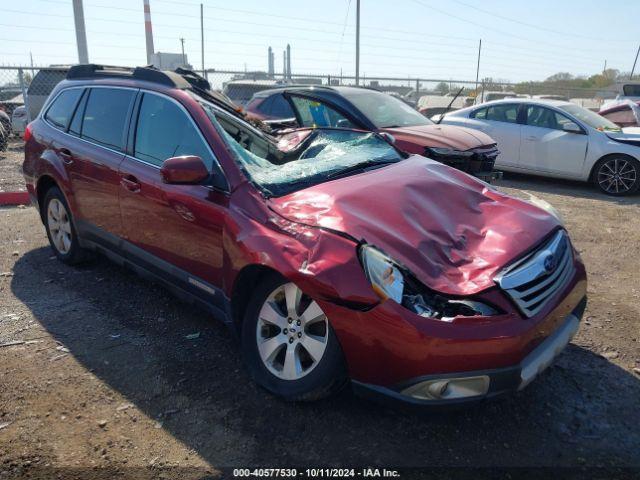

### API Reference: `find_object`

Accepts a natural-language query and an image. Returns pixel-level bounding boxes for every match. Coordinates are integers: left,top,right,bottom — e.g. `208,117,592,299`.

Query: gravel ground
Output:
0,163,639,477
0,138,25,193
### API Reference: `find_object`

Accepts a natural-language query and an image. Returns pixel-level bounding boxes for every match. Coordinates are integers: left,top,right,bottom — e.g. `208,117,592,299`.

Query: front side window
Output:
270,94,295,118
45,88,83,130
483,104,519,124
471,107,487,119
525,105,573,131
81,88,136,150
134,93,215,168
290,97,355,128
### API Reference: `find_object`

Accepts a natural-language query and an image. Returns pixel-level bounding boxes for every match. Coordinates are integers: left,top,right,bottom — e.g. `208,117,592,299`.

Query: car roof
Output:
472,98,574,108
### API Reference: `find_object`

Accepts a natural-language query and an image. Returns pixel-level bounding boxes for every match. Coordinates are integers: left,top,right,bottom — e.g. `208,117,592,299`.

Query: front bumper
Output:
352,297,586,407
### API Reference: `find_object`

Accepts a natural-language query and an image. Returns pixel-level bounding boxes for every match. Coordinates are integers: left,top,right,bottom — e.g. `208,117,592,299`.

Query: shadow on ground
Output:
10,246,640,468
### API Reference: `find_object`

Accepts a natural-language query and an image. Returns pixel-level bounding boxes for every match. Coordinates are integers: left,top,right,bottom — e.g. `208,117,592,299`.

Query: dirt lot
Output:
0,138,26,193
0,155,639,477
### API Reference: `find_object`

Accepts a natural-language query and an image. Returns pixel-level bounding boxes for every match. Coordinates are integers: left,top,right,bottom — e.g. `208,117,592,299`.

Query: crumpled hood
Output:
381,124,496,150
268,156,559,296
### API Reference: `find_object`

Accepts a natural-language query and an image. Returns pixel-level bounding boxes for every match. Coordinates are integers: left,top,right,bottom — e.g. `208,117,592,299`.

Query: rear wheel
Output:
43,187,87,264
594,155,640,196
241,274,347,401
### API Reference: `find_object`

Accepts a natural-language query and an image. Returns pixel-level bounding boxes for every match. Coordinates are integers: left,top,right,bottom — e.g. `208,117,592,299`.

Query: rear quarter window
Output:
44,88,83,130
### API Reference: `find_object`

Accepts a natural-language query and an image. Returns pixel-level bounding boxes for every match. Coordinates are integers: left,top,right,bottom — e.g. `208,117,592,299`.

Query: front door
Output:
118,91,228,296
518,104,588,176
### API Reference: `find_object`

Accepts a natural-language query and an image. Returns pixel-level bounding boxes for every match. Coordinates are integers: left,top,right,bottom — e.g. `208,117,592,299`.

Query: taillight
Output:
23,123,32,142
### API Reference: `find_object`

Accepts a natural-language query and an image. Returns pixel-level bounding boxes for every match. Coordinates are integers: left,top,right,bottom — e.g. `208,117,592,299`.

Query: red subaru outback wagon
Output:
23,65,587,406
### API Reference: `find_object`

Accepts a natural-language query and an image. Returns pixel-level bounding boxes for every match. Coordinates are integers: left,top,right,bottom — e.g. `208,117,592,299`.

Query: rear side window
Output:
81,88,136,151
134,93,215,168
473,104,519,124
44,89,83,130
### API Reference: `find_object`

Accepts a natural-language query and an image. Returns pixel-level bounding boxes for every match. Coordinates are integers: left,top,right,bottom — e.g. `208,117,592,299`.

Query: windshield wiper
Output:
436,87,465,124
326,158,399,180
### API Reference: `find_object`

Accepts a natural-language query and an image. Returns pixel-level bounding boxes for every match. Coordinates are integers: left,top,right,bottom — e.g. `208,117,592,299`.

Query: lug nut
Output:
288,318,292,324
283,328,288,334
288,338,294,344
297,332,302,338
296,320,301,326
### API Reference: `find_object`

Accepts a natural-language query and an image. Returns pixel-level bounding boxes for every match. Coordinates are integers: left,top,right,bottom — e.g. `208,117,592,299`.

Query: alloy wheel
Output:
47,198,73,255
256,282,329,381
597,158,637,194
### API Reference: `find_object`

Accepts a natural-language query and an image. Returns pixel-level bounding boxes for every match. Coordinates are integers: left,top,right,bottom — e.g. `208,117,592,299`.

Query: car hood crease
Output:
268,156,559,296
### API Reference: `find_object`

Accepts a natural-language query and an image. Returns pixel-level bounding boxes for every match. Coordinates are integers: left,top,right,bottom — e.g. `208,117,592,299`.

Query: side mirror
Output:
160,156,209,184
562,122,582,134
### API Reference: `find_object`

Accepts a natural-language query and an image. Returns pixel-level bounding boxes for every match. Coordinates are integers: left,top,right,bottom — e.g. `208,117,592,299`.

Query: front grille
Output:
495,230,574,318
426,145,499,175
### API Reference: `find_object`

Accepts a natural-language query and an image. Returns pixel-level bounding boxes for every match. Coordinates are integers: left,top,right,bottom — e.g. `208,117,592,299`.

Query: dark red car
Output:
598,100,640,128
245,86,500,180
23,65,587,406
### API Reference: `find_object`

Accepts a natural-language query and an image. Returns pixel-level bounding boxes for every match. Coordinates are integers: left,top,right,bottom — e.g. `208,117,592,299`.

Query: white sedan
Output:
439,98,640,195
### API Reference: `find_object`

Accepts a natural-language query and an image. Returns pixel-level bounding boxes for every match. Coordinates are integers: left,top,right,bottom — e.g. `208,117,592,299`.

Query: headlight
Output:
427,147,475,157
359,245,404,303
526,194,564,225
359,244,500,321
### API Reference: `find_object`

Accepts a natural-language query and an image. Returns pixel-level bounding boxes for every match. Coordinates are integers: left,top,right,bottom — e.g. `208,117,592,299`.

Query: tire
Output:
593,155,640,196
241,273,347,401
43,186,88,265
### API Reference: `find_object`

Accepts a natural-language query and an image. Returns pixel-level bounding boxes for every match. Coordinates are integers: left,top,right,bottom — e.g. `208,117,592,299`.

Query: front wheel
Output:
594,156,640,196
241,274,347,401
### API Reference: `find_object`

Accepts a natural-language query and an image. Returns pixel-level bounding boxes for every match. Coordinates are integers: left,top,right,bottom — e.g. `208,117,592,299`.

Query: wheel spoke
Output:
284,283,301,318
259,302,288,329
60,221,72,235
299,334,327,362
258,334,286,362
300,301,325,326
281,345,300,380
61,233,71,252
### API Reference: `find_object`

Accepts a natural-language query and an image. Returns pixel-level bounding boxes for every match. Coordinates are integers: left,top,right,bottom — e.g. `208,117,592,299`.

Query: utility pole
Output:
474,39,482,104
143,0,155,65
30,51,34,78
200,4,205,75
631,44,640,80
603,59,607,73
286,44,291,80
355,0,360,86
180,37,186,66
72,0,89,63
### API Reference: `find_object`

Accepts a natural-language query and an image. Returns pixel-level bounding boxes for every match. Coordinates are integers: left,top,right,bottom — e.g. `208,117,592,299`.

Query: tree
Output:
435,81,450,95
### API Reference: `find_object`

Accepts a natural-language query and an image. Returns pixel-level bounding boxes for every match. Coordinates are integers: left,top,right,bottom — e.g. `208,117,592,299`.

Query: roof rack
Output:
66,64,190,89
66,64,246,122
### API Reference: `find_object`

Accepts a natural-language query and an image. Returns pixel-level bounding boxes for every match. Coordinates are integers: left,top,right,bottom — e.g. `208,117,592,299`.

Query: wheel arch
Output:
230,264,284,331
35,174,60,222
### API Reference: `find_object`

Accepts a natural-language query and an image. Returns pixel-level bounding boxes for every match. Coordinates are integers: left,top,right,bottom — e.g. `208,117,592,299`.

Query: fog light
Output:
401,375,490,400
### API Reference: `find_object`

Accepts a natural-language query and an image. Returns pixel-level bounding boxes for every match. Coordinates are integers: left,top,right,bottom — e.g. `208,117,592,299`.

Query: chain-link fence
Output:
0,64,621,133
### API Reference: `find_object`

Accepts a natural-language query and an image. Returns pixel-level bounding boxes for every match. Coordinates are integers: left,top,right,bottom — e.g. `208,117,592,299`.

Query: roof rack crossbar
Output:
66,64,189,88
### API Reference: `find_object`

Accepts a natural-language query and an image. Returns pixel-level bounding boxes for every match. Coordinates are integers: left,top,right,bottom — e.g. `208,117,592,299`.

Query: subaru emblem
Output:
543,254,557,273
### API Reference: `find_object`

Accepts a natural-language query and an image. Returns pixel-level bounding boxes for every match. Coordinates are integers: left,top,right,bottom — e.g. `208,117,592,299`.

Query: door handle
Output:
59,148,74,165
120,175,141,193
525,136,538,141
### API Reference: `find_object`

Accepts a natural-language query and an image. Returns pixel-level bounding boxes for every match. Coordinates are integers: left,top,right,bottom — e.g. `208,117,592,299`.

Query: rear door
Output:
466,103,522,168
63,86,137,242
118,90,229,299
518,104,588,176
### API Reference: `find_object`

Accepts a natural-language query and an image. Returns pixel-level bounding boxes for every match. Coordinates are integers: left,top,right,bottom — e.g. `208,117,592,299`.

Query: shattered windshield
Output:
202,102,403,197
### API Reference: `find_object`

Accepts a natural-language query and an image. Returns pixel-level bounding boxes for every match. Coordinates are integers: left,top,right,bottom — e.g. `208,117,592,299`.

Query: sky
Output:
1,0,639,83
